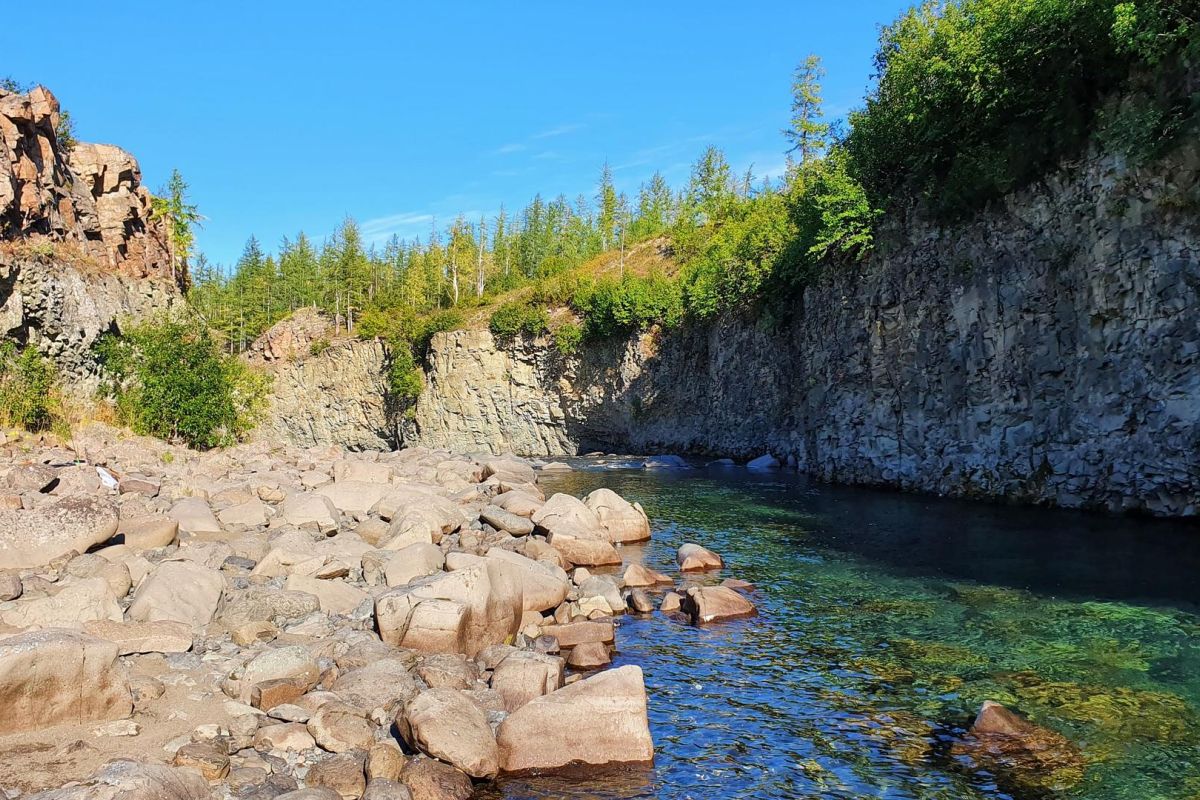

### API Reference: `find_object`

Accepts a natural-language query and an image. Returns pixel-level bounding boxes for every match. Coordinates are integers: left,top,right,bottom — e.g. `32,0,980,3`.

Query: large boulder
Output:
399,758,472,800
168,497,221,536
219,586,321,626
676,543,723,571
24,759,214,800
496,665,653,772
278,492,340,534
0,629,132,732
484,548,568,612
238,645,320,704
332,658,421,712
583,488,650,543
0,577,121,630
376,558,523,657
127,560,224,627
400,688,499,779
284,574,368,615
532,494,621,566
383,542,445,587
318,481,392,517
0,496,119,569
680,586,756,623
490,651,563,712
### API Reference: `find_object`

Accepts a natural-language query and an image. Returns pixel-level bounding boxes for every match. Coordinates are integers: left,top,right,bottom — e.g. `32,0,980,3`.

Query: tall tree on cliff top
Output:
785,54,830,166
596,161,618,251
151,169,203,287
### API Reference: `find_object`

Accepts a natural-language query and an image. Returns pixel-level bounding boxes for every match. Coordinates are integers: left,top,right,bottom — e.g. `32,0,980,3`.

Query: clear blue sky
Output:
5,1,911,268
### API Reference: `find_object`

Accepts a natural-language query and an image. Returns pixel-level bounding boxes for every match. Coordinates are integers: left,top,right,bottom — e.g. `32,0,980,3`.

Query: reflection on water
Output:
479,463,1200,800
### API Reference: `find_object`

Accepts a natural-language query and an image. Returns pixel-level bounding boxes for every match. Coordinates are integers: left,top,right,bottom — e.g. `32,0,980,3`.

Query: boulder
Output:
23,759,214,800
676,543,723,571
362,779,412,800
496,665,653,772
306,751,368,800
332,658,421,712
376,559,523,657
479,506,534,536
168,497,222,536
285,574,369,615
680,585,756,623
128,560,224,627
115,515,179,550
531,493,605,539
217,499,270,528
538,620,614,648
278,492,340,534
239,646,321,704
583,488,650,543
383,542,445,587
0,629,132,732
490,651,563,712
220,586,321,625
400,688,499,779
566,641,611,669
173,741,230,781
0,496,119,569
952,701,1085,794
308,702,375,753
0,577,121,629
318,481,392,517
484,548,569,612
399,758,472,800
492,491,543,518
253,722,316,752
82,619,193,654
623,563,673,587
746,454,780,470
545,528,621,567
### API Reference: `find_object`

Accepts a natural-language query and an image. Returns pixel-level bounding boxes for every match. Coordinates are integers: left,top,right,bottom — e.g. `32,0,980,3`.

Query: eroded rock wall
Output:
249,310,393,451
408,143,1200,516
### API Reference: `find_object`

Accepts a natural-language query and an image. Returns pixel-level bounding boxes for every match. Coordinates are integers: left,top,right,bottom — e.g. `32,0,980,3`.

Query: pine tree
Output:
785,54,830,165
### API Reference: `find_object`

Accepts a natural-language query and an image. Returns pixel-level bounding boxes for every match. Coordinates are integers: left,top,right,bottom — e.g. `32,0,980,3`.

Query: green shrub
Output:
553,321,583,356
309,338,331,356
0,343,63,433
96,315,268,449
356,307,417,342
572,271,683,339
385,344,423,404
489,302,549,339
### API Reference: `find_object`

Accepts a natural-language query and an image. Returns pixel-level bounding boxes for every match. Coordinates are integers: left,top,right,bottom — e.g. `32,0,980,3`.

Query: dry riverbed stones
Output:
0,424,770,797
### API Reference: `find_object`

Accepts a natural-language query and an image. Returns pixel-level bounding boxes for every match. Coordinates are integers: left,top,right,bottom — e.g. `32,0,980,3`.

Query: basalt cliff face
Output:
249,309,393,451
403,143,1200,517
0,85,180,388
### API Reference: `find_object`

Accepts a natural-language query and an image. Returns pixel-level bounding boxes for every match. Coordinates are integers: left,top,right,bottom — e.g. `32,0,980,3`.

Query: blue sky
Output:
5,1,911,267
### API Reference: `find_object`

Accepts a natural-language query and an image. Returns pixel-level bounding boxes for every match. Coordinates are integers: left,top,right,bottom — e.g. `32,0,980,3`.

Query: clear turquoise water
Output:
483,464,1200,800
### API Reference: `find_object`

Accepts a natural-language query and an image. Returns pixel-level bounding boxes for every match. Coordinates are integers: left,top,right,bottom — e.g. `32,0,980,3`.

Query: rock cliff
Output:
406,142,1200,517
0,85,180,388
248,309,393,451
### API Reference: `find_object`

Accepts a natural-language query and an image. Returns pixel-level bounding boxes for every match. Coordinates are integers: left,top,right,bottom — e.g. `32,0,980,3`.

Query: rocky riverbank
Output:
0,424,752,799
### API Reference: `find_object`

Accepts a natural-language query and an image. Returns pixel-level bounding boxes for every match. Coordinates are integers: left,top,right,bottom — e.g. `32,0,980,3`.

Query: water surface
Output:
483,464,1200,800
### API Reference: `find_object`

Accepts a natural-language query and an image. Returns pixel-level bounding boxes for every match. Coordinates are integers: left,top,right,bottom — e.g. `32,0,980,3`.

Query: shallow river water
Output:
481,462,1200,800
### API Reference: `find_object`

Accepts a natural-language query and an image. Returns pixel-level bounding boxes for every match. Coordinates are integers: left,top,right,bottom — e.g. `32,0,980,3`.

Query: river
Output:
480,461,1200,800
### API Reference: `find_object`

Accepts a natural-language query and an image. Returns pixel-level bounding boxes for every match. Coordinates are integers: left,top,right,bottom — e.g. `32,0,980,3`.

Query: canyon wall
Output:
405,143,1200,516
0,85,180,390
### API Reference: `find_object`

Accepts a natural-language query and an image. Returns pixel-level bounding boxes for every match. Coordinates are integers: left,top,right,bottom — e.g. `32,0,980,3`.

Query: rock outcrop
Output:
248,310,394,451
403,141,1200,517
0,85,181,389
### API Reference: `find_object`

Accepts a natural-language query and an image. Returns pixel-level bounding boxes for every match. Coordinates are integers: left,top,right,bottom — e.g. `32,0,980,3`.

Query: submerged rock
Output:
951,701,1084,794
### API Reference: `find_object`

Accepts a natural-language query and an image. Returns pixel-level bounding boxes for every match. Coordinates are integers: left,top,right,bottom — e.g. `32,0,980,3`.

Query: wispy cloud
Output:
494,142,526,155
532,122,584,140
360,211,436,242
